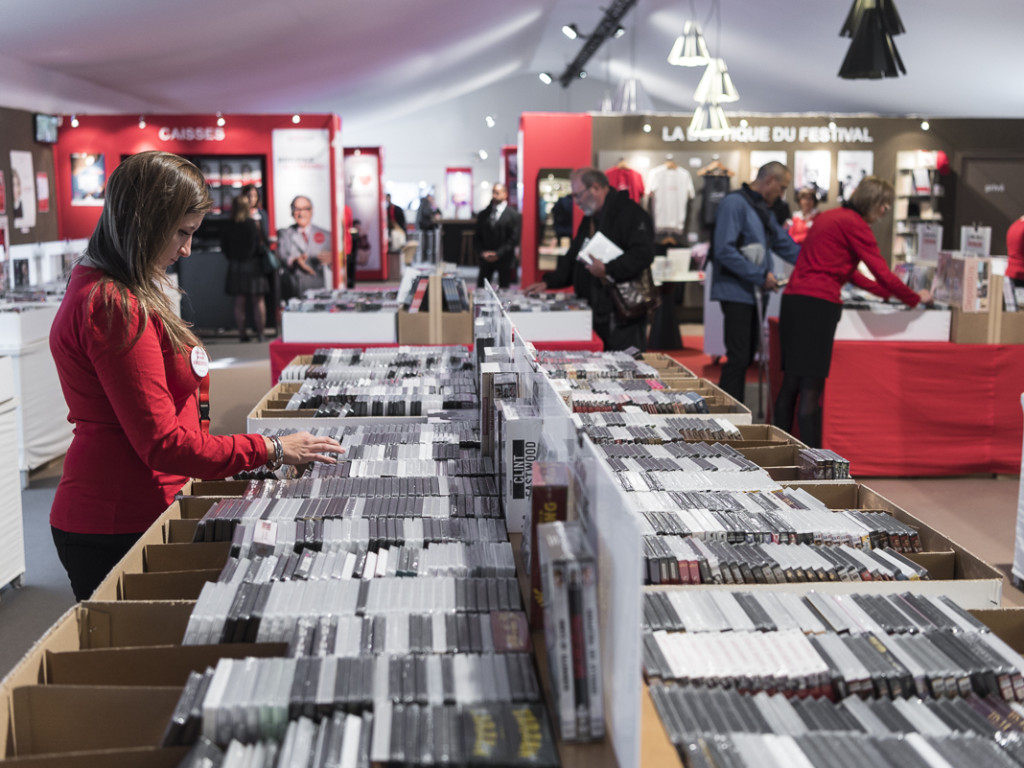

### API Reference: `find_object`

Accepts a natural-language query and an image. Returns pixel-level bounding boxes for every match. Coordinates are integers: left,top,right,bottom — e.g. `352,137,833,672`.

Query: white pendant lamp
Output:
667,20,710,66
688,101,730,139
693,58,739,103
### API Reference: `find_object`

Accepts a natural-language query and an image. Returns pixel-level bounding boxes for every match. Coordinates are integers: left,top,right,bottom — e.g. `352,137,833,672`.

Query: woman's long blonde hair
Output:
84,151,212,352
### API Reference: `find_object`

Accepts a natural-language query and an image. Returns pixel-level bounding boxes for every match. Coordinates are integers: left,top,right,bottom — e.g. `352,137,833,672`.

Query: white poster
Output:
748,150,787,181
9,150,36,230
794,149,832,203
271,129,333,236
836,150,874,202
344,152,382,272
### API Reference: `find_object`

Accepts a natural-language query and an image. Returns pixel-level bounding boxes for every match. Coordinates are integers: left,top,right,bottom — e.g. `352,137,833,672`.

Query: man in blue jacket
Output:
712,161,800,404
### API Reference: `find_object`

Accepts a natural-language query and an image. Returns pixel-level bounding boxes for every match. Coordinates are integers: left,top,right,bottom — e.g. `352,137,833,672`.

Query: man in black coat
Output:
474,182,521,288
526,167,654,351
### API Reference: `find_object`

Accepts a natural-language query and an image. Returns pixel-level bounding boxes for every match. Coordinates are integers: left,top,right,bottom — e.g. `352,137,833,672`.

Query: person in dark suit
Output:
474,183,521,288
276,195,331,296
525,167,655,351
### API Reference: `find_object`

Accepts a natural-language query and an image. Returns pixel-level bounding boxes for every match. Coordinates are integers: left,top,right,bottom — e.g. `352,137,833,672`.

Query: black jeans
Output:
593,312,647,352
52,527,143,601
718,299,761,404
476,255,515,289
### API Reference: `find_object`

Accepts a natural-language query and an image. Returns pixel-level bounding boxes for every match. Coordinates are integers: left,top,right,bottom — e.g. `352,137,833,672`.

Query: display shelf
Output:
893,150,945,261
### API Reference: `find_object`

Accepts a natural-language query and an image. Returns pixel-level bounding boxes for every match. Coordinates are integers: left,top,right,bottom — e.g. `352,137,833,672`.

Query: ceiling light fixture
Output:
920,120,930,131
69,114,79,128
838,0,906,79
138,116,146,129
561,23,580,40
556,0,639,87
216,112,226,127
484,115,495,128
689,1,734,140
668,20,711,66
291,114,301,124
693,57,738,103
478,149,489,160
643,123,652,133
539,71,554,85
688,102,730,139
614,25,626,38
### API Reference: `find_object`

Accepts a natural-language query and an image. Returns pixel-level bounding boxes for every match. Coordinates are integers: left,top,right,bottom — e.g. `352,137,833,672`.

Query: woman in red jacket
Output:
773,176,933,448
50,151,343,600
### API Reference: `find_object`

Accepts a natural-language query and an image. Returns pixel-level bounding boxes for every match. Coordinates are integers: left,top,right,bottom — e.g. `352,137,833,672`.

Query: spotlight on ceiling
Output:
562,23,580,40
138,116,146,129
539,72,554,85
614,25,626,38
920,120,930,131
578,70,587,79
478,149,489,160
69,114,79,128
838,0,906,79
291,114,301,124
484,115,496,128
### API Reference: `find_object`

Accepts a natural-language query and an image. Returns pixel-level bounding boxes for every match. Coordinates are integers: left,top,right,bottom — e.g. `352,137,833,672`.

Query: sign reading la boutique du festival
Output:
661,121,876,144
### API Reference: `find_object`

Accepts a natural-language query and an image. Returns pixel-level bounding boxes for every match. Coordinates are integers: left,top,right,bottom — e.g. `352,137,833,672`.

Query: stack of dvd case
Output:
169,415,561,765
285,288,401,313
536,520,604,743
643,589,1024,766
279,346,473,383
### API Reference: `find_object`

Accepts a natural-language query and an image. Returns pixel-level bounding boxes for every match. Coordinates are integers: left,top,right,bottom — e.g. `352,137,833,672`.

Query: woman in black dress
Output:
221,195,269,341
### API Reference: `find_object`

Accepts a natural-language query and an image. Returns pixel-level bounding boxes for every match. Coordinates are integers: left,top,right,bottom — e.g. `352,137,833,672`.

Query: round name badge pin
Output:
190,346,210,378
313,231,326,245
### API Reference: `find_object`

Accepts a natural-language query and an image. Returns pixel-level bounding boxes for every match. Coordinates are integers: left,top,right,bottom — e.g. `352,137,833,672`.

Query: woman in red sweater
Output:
50,151,343,600
773,176,933,448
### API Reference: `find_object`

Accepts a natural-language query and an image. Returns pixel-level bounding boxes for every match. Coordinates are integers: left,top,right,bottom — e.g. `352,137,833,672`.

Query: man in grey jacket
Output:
711,161,800,404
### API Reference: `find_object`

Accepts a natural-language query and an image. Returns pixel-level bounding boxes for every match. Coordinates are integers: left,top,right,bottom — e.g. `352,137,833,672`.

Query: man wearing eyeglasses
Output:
277,195,332,296
525,167,654,351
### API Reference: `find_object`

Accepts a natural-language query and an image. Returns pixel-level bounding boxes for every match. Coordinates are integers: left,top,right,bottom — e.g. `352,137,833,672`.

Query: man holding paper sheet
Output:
525,167,654,351
711,161,801,404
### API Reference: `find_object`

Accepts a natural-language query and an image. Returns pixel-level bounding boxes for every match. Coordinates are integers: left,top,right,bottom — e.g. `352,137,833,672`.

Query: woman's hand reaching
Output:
276,432,345,466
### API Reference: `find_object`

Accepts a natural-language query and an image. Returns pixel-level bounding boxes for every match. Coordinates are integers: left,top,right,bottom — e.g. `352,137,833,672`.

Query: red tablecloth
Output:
269,332,604,383
769,318,1024,476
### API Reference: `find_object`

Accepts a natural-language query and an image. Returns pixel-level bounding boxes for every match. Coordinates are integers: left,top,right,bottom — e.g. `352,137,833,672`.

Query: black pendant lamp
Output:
838,0,906,79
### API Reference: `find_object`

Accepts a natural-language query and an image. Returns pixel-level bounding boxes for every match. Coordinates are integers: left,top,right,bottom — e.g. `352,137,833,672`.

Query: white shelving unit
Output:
0,356,25,591
893,149,945,261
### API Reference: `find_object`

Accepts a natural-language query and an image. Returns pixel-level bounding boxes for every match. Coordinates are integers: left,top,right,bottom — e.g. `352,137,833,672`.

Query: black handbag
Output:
605,267,660,320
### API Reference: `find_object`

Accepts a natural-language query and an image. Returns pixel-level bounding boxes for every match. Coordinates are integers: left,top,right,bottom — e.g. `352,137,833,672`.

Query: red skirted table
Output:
768,317,1024,476
269,332,604,383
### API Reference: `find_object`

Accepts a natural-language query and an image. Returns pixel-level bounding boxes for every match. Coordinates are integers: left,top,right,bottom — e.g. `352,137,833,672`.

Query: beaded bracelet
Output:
266,435,284,470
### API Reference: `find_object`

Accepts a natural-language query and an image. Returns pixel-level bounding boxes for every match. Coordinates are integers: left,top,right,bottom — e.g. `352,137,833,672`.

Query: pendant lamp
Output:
614,77,654,113
667,21,710,66
693,58,739,103
688,101,730,139
838,0,906,79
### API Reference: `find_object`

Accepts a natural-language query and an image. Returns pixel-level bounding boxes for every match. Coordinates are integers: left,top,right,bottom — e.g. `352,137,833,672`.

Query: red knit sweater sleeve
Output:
85,285,268,478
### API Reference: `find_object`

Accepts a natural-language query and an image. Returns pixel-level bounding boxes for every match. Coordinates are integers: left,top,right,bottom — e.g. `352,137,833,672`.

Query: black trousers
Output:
593,312,647,352
52,527,143,601
476,254,515,289
718,299,761,405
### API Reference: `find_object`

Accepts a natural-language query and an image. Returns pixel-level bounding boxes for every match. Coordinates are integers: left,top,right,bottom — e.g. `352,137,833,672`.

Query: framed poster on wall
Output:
343,148,383,276
9,150,36,230
445,167,472,220
794,150,831,202
836,150,873,202
70,153,105,206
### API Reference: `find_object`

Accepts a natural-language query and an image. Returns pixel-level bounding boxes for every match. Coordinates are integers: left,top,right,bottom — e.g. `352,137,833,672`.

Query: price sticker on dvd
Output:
253,520,278,549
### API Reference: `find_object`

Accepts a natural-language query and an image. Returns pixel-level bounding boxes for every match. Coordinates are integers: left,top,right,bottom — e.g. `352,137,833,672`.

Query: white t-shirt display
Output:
646,164,695,233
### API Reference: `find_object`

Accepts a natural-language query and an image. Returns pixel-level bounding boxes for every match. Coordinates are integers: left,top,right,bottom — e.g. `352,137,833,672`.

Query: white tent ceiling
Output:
3,0,1023,134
